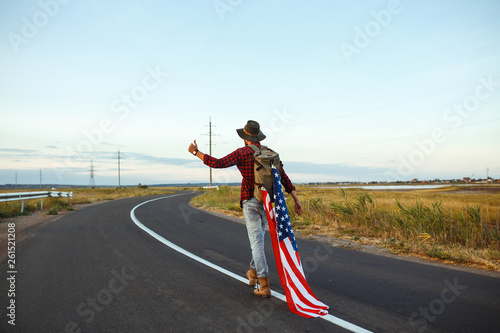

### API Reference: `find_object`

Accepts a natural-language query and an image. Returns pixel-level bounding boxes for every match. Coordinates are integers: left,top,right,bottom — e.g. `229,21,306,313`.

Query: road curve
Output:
1,192,499,332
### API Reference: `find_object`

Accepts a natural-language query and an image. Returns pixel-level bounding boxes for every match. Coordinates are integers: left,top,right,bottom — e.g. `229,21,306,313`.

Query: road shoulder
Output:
0,201,107,262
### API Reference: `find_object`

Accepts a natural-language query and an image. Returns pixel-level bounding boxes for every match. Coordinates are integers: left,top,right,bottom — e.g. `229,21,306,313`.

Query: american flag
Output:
262,166,329,318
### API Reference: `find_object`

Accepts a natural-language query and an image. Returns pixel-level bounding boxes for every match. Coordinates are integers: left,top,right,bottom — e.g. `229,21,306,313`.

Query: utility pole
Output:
40,168,42,189
209,117,213,186
15,172,17,189
89,160,96,189
202,117,218,186
118,149,121,188
487,167,490,180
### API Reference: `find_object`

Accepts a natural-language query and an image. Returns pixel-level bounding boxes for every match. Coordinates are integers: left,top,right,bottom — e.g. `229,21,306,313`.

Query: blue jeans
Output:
242,197,268,278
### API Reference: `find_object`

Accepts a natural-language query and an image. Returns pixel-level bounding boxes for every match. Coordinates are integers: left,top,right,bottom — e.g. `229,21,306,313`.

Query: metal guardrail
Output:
0,191,73,213
203,186,219,190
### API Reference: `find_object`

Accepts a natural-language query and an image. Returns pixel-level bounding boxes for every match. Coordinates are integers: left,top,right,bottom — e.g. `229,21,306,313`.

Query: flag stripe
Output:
262,166,329,318
265,190,328,317
280,242,323,303
283,267,324,314
280,244,316,305
281,246,327,309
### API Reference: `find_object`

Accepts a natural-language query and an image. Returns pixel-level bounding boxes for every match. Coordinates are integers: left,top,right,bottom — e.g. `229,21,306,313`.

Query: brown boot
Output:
254,277,271,298
246,268,257,287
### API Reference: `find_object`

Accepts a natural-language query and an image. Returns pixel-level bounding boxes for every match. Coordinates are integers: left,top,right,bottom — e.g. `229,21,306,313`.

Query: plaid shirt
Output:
203,143,296,206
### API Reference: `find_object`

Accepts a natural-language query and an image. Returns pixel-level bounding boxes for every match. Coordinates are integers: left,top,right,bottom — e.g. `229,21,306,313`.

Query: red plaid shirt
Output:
203,143,296,206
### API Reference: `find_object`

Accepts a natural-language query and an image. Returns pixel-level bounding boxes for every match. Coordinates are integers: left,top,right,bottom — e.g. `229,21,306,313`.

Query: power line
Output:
329,114,500,150
297,75,500,129
287,39,500,121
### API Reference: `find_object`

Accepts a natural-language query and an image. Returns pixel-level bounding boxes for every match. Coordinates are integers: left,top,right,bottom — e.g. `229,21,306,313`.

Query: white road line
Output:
131,194,373,333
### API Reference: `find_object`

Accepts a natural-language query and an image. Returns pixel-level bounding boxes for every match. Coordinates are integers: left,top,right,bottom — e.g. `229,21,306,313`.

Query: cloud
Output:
60,150,195,167
0,148,38,155
123,152,194,166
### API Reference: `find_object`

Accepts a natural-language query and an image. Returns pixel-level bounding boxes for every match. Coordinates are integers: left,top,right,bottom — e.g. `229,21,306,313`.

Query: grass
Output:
0,186,177,219
190,186,242,217
191,185,500,270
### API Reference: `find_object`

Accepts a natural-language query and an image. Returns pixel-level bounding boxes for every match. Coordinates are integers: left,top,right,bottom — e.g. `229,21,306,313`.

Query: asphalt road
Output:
1,192,499,332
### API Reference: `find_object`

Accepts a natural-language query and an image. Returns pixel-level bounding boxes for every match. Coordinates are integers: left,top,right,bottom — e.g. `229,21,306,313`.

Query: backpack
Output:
249,144,281,202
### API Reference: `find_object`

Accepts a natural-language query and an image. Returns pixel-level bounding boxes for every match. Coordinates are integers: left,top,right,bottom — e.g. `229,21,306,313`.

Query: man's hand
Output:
189,140,205,160
294,200,303,216
290,190,302,216
188,140,198,154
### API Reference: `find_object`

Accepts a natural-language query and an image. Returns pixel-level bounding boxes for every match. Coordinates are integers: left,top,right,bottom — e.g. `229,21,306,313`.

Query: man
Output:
188,120,302,298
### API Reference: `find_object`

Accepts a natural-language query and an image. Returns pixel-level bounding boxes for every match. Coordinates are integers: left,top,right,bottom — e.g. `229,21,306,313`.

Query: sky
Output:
1,0,499,186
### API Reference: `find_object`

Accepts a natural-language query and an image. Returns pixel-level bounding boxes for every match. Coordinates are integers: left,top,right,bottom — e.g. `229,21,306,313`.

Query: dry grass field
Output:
191,185,500,271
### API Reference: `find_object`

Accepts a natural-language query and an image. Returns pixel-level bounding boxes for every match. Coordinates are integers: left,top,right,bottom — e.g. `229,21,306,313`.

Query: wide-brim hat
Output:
236,120,266,142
